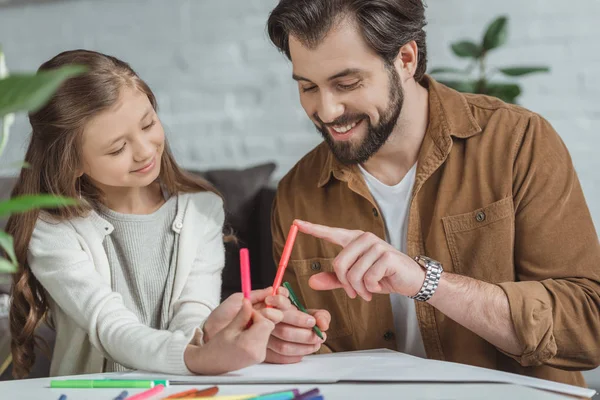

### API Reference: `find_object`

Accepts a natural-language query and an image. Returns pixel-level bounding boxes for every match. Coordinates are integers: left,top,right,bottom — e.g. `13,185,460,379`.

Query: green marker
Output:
283,281,324,340
50,379,168,389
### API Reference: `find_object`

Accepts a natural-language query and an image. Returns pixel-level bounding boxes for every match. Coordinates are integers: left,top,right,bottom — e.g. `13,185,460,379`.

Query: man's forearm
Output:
427,272,522,355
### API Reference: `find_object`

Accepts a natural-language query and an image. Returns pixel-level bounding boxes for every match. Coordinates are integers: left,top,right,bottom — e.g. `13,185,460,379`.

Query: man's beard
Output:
314,66,404,165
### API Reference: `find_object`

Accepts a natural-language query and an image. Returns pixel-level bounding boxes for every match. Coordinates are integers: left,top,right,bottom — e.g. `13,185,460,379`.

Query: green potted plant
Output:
0,46,84,273
429,15,550,104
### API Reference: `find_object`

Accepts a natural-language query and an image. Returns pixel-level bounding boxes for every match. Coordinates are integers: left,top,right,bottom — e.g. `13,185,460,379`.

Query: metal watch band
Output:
409,255,443,302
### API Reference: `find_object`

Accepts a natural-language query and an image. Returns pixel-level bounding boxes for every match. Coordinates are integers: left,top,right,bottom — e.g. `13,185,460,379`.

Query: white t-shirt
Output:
358,163,427,358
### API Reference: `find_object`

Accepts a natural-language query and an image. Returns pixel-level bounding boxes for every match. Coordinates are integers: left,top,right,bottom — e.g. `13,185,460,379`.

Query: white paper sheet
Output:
110,349,596,398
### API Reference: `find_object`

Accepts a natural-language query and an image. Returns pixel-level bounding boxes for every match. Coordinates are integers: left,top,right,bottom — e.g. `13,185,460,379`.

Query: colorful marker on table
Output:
252,389,298,400
124,383,164,400
177,396,255,400
50,379,168,389
113,390,128,400
292,388,320,400
272,224,299,296
165,385,219,399
173,390,300,400
283,282,324,340
257,389,299,397
165,389,197,399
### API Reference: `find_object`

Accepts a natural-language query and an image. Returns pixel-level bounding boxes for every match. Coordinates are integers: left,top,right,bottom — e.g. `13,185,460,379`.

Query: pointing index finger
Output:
294,219,360,248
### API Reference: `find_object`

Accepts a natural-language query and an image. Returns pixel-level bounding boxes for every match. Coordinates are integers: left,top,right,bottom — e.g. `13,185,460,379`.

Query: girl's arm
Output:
28,219,196,375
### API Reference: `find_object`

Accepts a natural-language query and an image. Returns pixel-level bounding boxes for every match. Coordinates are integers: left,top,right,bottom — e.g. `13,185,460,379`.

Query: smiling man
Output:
265,0,600,387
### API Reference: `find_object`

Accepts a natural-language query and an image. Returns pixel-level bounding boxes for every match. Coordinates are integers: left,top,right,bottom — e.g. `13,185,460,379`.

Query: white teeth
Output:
332,120,359,133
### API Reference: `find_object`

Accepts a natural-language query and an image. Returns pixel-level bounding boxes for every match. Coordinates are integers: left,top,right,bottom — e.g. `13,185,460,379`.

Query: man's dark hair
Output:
267,0,428,82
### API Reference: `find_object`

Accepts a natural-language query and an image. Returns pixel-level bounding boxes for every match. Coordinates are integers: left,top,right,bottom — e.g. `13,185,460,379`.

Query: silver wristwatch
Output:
409,255,444,302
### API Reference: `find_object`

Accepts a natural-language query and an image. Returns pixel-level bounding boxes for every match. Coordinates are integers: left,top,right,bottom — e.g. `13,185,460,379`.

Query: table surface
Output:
0,374,590,400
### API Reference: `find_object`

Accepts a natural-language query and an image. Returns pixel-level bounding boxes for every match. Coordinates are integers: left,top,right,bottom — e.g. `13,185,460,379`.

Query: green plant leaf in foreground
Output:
483,15,508,51
0,195,77,217
0,231,17,265
0,65,87,118
451,41,482,58
0,257,16,273
498,66,550,76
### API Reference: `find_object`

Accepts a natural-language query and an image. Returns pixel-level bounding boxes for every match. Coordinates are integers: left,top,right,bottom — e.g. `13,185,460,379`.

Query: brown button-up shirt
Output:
271,76,600,387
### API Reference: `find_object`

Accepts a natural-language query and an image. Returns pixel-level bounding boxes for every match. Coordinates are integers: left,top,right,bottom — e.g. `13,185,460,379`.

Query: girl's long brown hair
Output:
7,50,223,378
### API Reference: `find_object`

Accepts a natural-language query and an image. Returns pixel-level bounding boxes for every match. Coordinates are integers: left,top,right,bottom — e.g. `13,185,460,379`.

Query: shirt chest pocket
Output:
288,258,353,339
441,196,515,283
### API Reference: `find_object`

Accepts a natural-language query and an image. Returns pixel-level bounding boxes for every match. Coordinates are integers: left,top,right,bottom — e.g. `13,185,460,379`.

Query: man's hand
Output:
294,219,425,301
263,293,330,364
294,219,523,356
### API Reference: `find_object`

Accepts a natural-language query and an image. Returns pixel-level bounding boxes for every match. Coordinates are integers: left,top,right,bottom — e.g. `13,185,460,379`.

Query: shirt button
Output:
372,207,379,217
174,221,183,229
383,331,395,341
475,211,486,222
311,261,321,271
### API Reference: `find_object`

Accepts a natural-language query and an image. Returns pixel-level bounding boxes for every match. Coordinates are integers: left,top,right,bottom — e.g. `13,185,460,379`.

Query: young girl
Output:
7,50,288,378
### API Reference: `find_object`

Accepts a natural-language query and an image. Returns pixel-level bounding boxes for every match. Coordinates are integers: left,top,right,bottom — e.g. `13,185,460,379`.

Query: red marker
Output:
272,224,299,296
240,248,251,300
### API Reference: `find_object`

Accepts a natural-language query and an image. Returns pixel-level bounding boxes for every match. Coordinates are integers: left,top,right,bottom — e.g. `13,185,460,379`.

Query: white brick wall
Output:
1,0,599,385
1,0,599,213
1,1,598,221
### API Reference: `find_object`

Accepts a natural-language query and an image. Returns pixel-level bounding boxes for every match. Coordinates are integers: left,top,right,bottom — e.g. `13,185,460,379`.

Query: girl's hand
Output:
203,287,290,342
184,299,283,374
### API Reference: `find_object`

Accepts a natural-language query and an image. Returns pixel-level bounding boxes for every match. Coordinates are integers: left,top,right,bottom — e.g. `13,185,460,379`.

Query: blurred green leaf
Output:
438,80,479,93
428,67,467,74
0,160,30,172
0,195,77,217
0,231,16,265
0,257,16,273
451,41,482,58
0,65,87,118
498,66,550,76
483,16,508,51
486,83,521,103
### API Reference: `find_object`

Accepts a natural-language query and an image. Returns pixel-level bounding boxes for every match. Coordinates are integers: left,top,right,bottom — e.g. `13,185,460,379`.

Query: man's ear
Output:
394,40,419,82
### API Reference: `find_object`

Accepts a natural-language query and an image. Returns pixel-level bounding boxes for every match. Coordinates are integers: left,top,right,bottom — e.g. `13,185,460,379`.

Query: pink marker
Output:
240,248,251,300
125,384,164,400
272,224,299,296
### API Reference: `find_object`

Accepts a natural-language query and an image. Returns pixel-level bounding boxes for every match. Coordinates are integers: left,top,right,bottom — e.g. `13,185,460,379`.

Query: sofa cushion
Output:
190,163,277,299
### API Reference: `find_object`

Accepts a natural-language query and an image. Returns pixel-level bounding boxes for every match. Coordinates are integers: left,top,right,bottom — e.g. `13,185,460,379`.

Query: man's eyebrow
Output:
292,68,363,83
292,73,311,82
326,68,363,81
